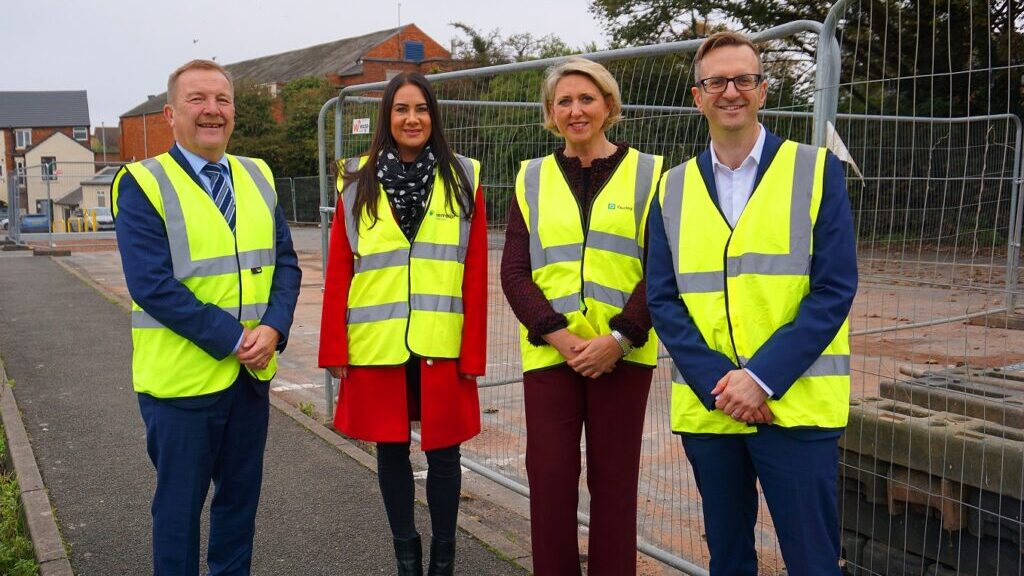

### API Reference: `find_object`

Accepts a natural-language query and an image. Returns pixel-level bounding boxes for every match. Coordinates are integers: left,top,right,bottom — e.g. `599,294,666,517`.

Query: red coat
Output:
318,184,487,451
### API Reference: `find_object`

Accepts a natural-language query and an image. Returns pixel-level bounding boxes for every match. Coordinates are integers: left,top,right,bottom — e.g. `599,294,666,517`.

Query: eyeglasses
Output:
697,74,764,94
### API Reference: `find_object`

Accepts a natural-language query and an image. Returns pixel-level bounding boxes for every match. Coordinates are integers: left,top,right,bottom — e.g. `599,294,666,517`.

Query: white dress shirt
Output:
708,125,774,397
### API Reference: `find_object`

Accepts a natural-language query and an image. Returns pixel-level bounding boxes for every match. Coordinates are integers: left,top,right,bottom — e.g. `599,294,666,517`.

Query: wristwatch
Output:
610,330,633,357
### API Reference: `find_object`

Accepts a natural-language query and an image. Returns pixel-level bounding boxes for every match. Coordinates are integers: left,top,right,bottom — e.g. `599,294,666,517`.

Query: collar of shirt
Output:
709,123,766,174
174,143,229,191
708,124,766,227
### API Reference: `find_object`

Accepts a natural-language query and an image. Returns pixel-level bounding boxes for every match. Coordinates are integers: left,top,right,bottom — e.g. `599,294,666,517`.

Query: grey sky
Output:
4,0,606,129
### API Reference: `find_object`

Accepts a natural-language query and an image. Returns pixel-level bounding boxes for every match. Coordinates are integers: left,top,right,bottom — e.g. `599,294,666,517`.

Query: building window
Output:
73,127,88,141
96,190,107,208
404,40,425,62
41,156,57,181
15,129,31,149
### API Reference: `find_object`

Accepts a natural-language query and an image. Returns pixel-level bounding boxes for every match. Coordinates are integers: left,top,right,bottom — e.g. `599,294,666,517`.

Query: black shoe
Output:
427,537,455,576
394,534,423,576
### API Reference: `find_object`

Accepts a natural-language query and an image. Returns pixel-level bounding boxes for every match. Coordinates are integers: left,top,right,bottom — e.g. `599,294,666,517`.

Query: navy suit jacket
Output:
114,145,302,394
647,130,857,422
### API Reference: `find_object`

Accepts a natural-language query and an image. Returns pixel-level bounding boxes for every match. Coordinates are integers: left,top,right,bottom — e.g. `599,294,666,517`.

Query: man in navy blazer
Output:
114,59,301,575
647,32,857,575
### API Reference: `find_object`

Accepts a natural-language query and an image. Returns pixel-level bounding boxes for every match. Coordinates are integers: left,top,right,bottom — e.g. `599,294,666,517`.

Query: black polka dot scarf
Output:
376,145,436,240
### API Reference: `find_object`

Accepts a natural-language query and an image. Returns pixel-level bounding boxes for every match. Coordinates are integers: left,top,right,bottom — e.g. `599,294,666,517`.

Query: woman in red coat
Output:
319,71,487,576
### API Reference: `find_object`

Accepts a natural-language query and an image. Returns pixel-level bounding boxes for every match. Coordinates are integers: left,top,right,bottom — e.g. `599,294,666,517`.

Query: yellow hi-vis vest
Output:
111,153,279,398
339,155,480,366
514,148,662,372
659,140,850,434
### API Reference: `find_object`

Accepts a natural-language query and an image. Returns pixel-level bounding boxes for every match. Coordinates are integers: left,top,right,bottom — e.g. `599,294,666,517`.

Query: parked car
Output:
1,217,8,231
19,214,51,233
94,207,115,231
70,207,115,232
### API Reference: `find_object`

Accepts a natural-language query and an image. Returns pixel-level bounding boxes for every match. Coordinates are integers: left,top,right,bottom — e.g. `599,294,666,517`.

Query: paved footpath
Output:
0,253,527,576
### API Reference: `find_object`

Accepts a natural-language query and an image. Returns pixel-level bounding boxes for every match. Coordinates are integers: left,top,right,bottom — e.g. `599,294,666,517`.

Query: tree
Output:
231,76,336,177
589,0,1024,117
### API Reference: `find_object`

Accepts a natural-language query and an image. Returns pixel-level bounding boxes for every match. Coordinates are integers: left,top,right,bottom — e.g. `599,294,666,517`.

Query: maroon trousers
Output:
524,362,653,576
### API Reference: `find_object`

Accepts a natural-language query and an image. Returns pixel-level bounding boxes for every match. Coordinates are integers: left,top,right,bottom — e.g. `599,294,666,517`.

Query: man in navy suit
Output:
647,32,857,575
113,59,301,575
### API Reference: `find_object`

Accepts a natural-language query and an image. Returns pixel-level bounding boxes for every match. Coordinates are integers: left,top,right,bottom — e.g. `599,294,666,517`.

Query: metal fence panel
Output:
311,2,1024,574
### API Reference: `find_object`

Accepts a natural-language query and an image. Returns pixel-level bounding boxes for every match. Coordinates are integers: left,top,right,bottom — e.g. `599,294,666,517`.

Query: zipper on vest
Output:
721,233,742,368
554,151,627,315
402,175,436,359
233,229,242,322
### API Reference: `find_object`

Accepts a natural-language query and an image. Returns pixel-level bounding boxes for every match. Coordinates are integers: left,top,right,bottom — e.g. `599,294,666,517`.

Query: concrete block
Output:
965,488,1023,553
886,466,965,531
841,489,944,565
841,530,867,574
860,540,928,576
842,489,1024,575
841,450,891,504
882,376,1024,429
31,247,70,257
842,397,1024,499
924,563,959,576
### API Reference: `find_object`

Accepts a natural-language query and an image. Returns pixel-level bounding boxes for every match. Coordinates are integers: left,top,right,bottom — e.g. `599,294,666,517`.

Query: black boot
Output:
427,537,455,576
394,534,423,576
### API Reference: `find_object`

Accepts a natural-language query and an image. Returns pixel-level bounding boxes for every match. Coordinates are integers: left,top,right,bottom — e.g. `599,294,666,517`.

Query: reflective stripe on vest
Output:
339,155,480,365
516,148,661,372
114,152,279,397
660,141,850,433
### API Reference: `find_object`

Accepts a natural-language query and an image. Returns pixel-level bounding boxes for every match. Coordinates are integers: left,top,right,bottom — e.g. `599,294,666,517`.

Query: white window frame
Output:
96,189,107,208
15,129,31,149
41,156,57,181
73,127,88,141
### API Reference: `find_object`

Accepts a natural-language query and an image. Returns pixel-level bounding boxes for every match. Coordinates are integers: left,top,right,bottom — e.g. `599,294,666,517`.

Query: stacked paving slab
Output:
840,367,1024,575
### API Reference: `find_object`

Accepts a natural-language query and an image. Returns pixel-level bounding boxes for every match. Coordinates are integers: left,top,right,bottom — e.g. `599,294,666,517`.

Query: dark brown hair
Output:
341,72,473,227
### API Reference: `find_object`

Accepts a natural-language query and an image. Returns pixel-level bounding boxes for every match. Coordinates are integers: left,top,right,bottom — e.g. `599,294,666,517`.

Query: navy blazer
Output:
647,130,857,414
114,145,302,363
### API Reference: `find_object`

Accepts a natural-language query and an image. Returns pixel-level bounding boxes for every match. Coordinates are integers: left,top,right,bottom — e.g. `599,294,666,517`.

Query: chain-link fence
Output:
314,1,1024,573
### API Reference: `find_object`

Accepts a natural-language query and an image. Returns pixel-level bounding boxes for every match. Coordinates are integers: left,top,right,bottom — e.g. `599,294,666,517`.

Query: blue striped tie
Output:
201,162,236,231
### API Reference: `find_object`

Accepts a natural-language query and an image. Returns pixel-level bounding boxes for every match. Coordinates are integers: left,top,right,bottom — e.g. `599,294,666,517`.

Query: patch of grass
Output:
0,431,40,576
298,402,316,418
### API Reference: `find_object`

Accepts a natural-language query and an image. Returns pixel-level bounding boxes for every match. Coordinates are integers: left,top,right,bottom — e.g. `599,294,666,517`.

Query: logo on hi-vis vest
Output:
607,202,633,211
428,209,459,220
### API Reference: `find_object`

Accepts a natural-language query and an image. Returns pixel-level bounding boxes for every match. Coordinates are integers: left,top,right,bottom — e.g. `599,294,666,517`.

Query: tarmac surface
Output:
0,252,528,575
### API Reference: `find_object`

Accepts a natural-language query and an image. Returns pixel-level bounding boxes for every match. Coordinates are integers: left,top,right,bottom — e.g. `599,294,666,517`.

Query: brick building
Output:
120,24,451,161
0,91,92,213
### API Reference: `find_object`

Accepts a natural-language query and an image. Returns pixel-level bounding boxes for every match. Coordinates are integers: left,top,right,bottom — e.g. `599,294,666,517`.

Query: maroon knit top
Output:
500,142,653,347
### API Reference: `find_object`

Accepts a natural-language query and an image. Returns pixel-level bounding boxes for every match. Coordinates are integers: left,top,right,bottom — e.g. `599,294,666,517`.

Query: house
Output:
120,24,451,161
55,165,120,220
0,91,93,214
22,131,96,217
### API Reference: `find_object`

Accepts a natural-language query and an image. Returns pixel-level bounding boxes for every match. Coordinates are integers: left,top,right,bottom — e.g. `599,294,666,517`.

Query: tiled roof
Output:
0,91,90,128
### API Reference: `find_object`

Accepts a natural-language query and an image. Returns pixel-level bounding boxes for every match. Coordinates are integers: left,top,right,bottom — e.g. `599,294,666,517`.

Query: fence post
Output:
813,0,853,146
1006,118,1024,312
318,94,341,418
289,178,298,223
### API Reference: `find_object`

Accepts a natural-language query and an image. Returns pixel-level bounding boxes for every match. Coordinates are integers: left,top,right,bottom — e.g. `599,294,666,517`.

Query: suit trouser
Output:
138,371,269,576
523,363,652,576
681,426,842,576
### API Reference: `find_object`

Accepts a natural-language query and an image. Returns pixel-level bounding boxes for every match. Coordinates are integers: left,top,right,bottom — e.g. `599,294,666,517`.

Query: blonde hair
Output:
693,31,763,83
167,59,234,103
540,57,622,136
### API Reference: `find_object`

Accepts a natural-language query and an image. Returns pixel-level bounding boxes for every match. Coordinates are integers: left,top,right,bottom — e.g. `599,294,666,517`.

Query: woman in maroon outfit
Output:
501,58,659,575
319,72,487,576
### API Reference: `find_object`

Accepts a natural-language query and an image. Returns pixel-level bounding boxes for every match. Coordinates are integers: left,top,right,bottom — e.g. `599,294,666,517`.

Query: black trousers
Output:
376,360,463,542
